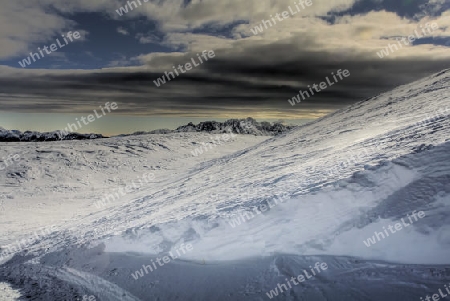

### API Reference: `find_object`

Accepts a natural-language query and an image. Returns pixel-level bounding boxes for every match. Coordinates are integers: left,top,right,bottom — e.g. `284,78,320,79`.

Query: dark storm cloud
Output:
0,33,448,116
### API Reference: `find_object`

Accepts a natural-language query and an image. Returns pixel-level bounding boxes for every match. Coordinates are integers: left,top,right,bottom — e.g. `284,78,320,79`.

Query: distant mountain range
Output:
0,127,105,142
117,118,295,137
0,118,294,142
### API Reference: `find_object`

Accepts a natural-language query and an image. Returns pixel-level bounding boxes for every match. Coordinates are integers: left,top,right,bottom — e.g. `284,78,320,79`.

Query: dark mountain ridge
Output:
0,118,294,142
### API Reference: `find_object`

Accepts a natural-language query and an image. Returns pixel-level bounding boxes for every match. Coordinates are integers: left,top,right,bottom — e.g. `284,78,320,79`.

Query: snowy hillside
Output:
0,69,449,300
0,133,268,240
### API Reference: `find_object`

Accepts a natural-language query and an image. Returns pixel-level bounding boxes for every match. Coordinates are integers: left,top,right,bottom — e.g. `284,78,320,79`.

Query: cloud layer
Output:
0,0,449,120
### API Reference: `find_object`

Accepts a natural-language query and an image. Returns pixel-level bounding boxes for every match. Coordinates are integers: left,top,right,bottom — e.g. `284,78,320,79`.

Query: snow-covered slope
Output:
0,133,268,240
1,69,449,300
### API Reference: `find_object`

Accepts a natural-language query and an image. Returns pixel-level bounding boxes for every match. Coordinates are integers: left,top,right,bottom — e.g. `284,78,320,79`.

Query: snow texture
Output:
0,69,449,300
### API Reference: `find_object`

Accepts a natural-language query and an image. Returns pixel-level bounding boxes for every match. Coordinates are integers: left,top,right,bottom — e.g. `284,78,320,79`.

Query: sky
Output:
0,0,449,135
